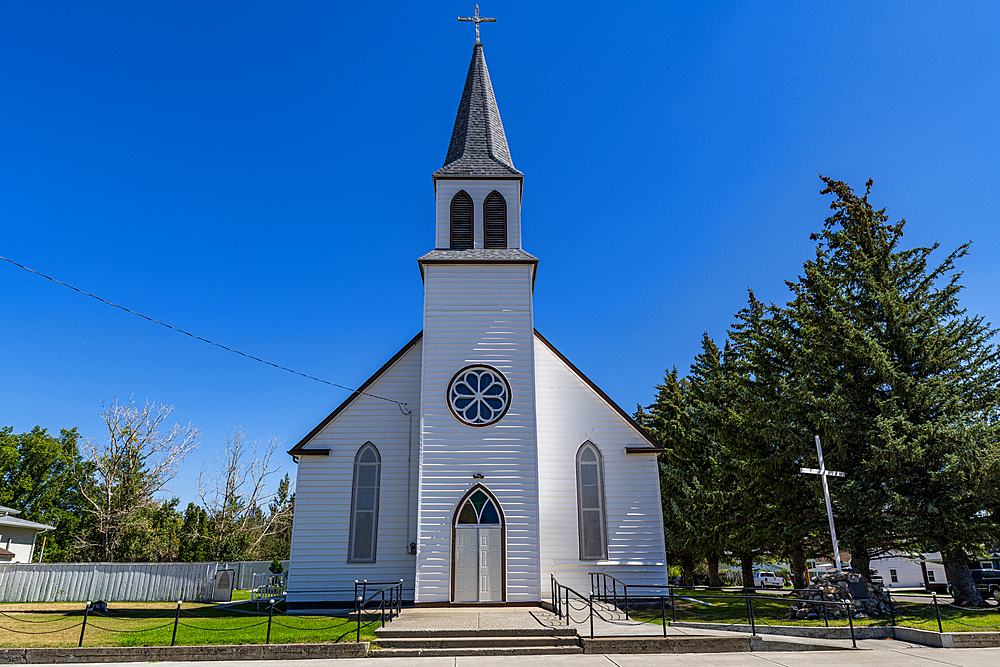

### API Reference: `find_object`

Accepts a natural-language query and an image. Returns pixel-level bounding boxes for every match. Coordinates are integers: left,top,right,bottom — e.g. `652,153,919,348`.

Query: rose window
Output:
448,366,511,426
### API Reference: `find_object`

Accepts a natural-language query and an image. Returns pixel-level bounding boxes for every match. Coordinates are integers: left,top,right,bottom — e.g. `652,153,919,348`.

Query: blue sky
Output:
2,1,998,506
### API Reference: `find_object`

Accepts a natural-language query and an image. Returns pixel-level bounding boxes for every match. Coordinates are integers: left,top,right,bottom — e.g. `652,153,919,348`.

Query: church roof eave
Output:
287,331,423,458
417,248,538,288
533,329,663,451
435,43,521,178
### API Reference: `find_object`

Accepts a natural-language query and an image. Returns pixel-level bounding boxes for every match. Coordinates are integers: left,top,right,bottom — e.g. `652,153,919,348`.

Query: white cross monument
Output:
458,5,496,44
800,435,846,571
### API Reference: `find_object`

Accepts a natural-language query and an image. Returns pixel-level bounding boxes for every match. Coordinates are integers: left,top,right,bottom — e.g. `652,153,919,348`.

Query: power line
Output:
0,254,409,412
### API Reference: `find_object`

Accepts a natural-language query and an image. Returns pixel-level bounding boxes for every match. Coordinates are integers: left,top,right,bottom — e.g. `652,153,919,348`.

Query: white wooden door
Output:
482,527,502,602
454,526,478,602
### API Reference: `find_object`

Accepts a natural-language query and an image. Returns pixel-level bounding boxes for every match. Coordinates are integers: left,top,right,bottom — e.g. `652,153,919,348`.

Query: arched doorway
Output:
451,485,505,602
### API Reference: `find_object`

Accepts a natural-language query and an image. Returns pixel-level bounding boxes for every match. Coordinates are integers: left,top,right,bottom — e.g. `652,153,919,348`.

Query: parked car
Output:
869,570,884,586
969,563,1000,600
753,571,785,589
945,562,1000,600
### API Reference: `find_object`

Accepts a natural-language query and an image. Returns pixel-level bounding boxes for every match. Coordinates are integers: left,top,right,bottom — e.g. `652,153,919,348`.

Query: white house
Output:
285,42,668,609
870,552,951,591
0,505,54,563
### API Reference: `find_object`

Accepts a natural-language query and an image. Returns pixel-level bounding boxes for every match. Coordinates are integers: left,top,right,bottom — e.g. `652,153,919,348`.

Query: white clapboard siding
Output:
434,180,522,250
287,338,422,606
417,263,539,602
1,526,40,563
534,334,668,595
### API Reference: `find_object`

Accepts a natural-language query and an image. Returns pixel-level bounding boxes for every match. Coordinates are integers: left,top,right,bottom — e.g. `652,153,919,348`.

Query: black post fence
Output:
660,595,666,637
847,602,857,648
266,599,275,644
589,594,594,639
933,593,943,633
78,601,90,648
171,600,181,646
355,595,362,642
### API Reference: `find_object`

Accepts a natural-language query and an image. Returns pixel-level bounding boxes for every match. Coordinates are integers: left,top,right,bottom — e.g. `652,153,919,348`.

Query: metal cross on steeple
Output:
458,4,496,44
800,435,847,571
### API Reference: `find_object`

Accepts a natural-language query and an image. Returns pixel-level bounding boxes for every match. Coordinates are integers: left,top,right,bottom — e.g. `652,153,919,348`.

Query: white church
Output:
286,38,667,609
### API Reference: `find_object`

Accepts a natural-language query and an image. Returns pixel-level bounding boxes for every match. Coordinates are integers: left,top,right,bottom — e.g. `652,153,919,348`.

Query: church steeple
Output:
434,43,521,178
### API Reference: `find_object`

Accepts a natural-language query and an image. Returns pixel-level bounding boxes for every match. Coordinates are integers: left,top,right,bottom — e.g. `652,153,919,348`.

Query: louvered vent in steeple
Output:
484,191,507,248
450,191,473,249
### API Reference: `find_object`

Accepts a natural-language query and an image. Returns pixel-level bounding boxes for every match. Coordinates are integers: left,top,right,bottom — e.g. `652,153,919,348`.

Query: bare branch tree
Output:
198,426,289,561
76,397,199,561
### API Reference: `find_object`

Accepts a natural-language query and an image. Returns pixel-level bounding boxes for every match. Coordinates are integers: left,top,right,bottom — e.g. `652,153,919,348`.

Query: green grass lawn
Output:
629,593,1000,634
0,601,379,647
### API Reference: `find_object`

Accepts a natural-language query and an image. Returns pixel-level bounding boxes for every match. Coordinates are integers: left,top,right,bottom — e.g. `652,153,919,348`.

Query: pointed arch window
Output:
456,489,501,524
576,442,607,560
483,191,507,249
450,191,473,249
348,443,381,562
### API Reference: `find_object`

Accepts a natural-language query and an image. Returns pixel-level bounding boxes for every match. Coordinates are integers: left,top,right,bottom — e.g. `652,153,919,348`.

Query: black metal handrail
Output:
353,579,403,641
589,572,633,618
640,591,858,647
551,574,595,638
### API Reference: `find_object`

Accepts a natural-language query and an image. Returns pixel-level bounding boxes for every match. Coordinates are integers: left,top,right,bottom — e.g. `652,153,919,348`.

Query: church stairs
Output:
371,627,582,657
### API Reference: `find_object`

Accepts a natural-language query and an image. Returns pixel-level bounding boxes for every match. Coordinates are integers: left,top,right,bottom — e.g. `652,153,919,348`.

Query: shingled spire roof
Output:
434,43,522,178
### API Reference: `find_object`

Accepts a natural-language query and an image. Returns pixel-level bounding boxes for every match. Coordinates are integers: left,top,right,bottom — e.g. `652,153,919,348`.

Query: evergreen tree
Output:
640,336,772,588
802,177,1000,605
745,177,1000,604
179,502,213,562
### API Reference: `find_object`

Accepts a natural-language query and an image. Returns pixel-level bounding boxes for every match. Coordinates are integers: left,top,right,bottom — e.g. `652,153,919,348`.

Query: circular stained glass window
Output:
447,365,511,426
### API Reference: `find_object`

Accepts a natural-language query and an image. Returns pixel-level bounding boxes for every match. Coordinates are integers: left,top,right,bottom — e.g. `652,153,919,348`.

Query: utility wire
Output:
0,254,409,412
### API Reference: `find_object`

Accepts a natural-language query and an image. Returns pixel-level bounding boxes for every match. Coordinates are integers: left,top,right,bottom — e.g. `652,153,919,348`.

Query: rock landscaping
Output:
785,571,892,620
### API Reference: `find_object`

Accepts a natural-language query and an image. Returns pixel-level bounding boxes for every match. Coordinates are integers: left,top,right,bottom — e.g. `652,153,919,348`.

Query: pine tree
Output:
641,336,773,588
764,177,1000,605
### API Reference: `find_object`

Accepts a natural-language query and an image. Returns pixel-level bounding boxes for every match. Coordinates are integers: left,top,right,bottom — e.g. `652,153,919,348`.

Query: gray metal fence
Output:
0,562,218,603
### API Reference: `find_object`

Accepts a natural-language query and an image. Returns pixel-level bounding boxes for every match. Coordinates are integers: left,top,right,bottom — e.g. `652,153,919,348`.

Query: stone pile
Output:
785,571,892,620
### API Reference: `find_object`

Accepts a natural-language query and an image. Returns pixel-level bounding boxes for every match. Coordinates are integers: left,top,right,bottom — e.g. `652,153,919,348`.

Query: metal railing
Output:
250,573,286,604
353,579,403,642
552,575,865,647
550,574,595,638
0,597,359,648
590,572,630,619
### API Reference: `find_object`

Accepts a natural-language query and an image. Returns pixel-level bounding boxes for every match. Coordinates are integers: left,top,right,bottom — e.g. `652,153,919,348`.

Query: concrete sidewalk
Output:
23,648,1000,667
378,604,927,652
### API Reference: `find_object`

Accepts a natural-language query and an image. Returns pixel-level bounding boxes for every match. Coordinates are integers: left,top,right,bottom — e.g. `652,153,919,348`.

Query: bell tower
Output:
414,41,542,603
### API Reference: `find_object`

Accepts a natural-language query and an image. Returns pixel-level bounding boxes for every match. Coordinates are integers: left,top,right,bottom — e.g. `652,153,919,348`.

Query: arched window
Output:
450,191,473,249
576,442,607,560
483,191,507,249
456,488,502,525
348,443,381,562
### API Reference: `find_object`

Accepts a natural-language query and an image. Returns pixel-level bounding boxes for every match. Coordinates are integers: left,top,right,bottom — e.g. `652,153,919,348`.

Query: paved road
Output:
27,649,1000,667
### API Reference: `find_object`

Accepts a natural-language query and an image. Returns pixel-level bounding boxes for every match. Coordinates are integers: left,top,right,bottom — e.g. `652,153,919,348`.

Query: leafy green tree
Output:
179,502,214,562
0,426,91,561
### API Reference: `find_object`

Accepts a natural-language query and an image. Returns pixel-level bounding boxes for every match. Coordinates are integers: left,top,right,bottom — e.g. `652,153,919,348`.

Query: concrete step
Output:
376,627,577,638
368,646,585,658
376,636,581,649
